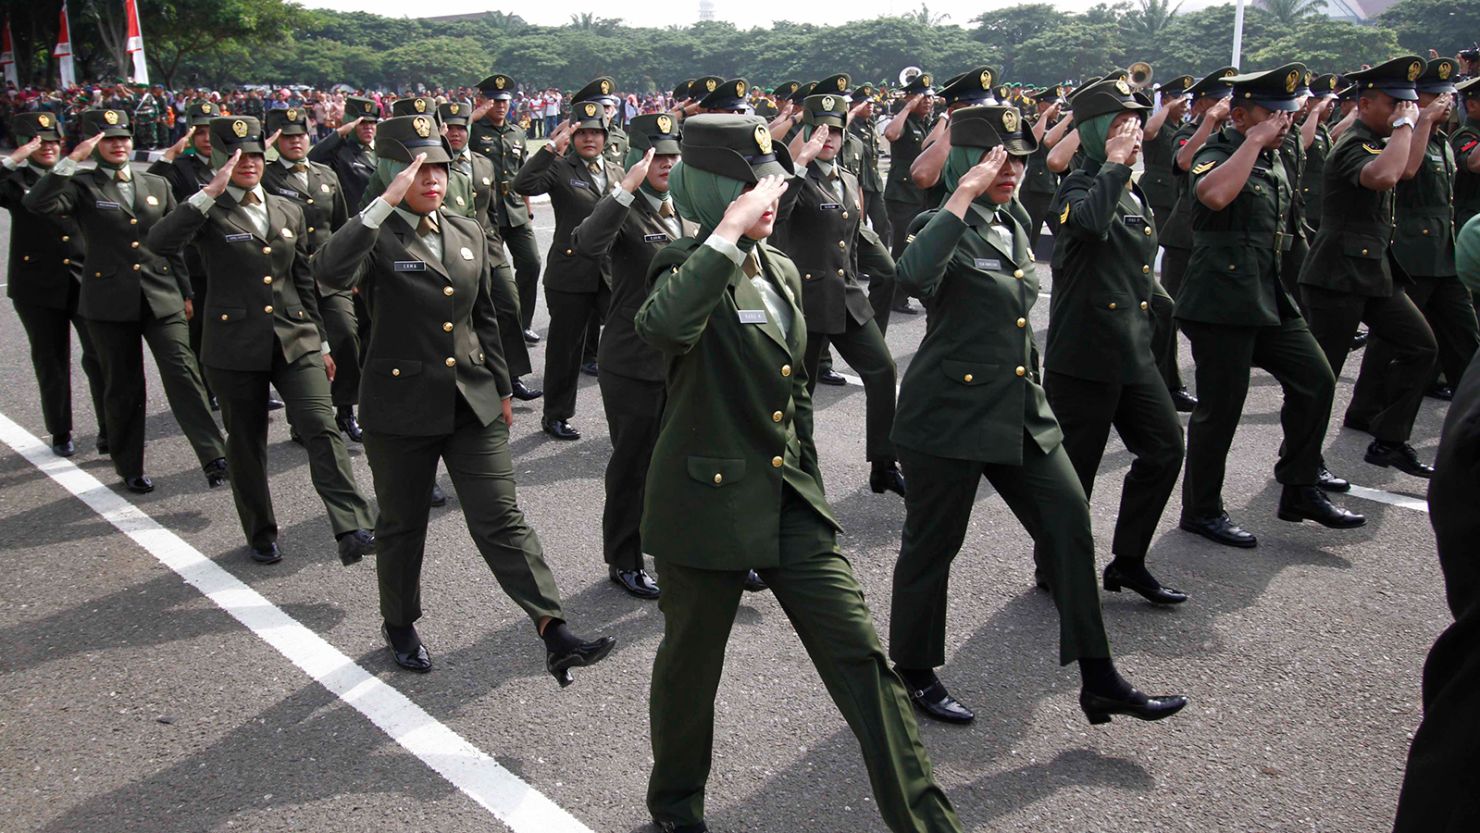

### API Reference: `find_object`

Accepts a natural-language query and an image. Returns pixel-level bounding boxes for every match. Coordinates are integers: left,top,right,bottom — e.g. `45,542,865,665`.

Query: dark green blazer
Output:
773,162,874,334
893,207,1063,465
1454,120,1480,231
1303,121,1404,297
261,158,349,259
147,191,325,372
24,165,190,323
1138,127,1179,213
308,132,375,214
147,152,212,201
1,164,86,309
469,119,532,228
314,208,511,435
634,239,839,570
844,118,884,193
603,124,629,168
1301,123,1333,230
883,114,931,207
1392,130,1458,278
511,145,622,293
1157,120,1202,251
1046,160,1161,385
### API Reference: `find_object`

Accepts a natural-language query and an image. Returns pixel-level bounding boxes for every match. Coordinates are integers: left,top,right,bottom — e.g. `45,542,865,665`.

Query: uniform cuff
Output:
612,188,635,206
1,156,17,171
321,340,332,355
704,234,746,266
188,190,217,212
361,197,396,229
52,157,79,176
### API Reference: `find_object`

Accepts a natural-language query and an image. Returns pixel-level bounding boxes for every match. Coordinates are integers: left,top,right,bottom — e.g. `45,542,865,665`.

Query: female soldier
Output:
887,105,1187,727
636,114,962,833
313,115,614,682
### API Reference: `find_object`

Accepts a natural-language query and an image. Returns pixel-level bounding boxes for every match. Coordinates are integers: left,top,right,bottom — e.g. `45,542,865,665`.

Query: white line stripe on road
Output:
0,411,595,833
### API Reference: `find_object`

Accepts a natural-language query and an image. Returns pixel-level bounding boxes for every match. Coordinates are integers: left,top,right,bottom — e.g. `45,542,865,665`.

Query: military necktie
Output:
240,191,261,206
416,213,439,237
658,200,675,219
587,161,603,175
291,163,308,174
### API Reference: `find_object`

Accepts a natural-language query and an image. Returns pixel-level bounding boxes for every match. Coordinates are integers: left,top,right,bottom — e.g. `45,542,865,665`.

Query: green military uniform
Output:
1020,86,1066,248
314,116,566,641
840,83,900,329
1042,81,1185,594
24,108,227,490
635,115,962,833
1177,65,1357,543
1301,57,1438,459
1141,75,1194,235
1300,74,1342,232
1,112,107,453
883,71,935,257
889,107,1110,683
1275,72,1316,303
471,74,543,334
147,116,375,558
1455,78,1480,233
309,95,379,212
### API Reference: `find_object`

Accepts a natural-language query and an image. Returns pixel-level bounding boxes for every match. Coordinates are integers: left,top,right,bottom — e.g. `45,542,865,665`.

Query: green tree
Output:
382,36,491,90
141,0,302,87
903,4,952,26
1124,0,1184,39
970,4,1073,80
1378,0,1480,59
1251,18,1402,72
1013,19,1125,84
1257,0,1325,27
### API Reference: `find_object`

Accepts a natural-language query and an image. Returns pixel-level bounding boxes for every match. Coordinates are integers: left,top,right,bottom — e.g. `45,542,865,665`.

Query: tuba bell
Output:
899,66,922,86
1129,61,1154,91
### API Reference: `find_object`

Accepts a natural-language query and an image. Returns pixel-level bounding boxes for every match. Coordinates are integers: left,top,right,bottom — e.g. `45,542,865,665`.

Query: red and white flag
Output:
124,0,148,85
53,1,76,88
1,15,18,89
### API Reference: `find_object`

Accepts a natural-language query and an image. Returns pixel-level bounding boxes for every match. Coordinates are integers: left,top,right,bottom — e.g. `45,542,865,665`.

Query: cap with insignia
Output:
1346,56,1425,102
1308,73,1342,99
816,73,851,96
772,81,801,100
801,93,849,129
79,108,132,138
788,81,818,104
1155,75,1196,97
1065,77,1101,104
850,83,875,103
1459,76,1480,99
573,76,619,107
628,113,681,155
346,96,381,122
1069,77,1152,122
1187,67,1238,100
1225,62,1308,112
478,73,515,100
694,78,749,112
939,66,1001,107
375,115,453,164
690,76,724,101
1101,68,1131,83
1027,86,1065,105
569,99,610,132
209,116,266,161
264,107,309,136
439,100,472,127
391,95,440,120
10,112,62,142
899,71,935,96
949,105,1037,156
1415,58,1458,95
679,114,793,183
672,80,695,101
186,101,218,126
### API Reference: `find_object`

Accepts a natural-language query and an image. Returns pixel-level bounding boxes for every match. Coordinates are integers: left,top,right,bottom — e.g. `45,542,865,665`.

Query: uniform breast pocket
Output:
368,358,422,379
1341,234,1385,261
286,305,307,321
939,358,998,388
687,456,747,489
211,307,247,323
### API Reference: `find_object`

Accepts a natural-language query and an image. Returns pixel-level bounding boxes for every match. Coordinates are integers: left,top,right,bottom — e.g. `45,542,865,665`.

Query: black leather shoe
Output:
336,410,363,442
1103,561,1187,605
546,635,617,687
1179,513,1257,548
743,569,768,592
430,483,447,507
869,465,906,497
655,822,709,833
1277,485,1366,528
1349,329,1369,351
383,623,431,673
900,672,975,724
96,435,110,455
817,368,848,386
1079,688,1187,725
1034,567,1050,592
1364,440,1435,478
267,397,285,411
522,328,542,345
209,394,220,411
512,378,544,401
1343,413,1373,434
1427,384,1454,401
610,567,660,599
52,434,75,457
1170,387,1197,413
542,418,581,440
338,529,376,566
892,300,919,315
124,475,155,494
249,542,282,564
1316,465,1350,493
203,457,229,488
580,361,599,377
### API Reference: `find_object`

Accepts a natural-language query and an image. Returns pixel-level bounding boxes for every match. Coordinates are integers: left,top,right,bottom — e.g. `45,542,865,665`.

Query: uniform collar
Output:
226,183,267,204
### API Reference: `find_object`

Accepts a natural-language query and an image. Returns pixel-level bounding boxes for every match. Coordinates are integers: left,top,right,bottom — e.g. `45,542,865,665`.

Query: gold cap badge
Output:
980,69,992,89
821,95,835,111
1285,70,1299,93
414,98,426,113
705,78,718,92
736,81,746,97
1409,61,1422,81
921,74,932,87
1115,79,1131,95
495,76,507,89
836,76,847,91
1001,108,1019,133
363,101,374,114
656,114,673,134
103,110,119,125
202,103,212,113
1439,61,1452,80
232,119,248,138
413,116,431,137
38,114,51,127
583,102,598,117
448,103,459,114
600,79,611,95
754,124,772,155
286,108,298,121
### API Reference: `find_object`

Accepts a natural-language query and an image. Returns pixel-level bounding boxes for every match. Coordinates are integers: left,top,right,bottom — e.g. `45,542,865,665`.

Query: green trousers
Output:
318,291,361,409
85,309,226,479
804,316,898,464
597,371,664,571
891,439,1111,668
501,223,544,331
491,259,533,379
648,487,961,833
12,298,106,440
362,397,563,629
206,347,373,550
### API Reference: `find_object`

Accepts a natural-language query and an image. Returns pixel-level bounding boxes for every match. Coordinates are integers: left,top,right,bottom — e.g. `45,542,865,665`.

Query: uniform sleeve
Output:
326,169,350,232
20,167,80,216
287,206,327,343
634,243,734,355
1054,164,1133,240
144,195,209,255
511,144,561,196
895,209,962,301
1332,135,1383,190
571,190,631,259
472,252,513,398
312,212,379,292
1188,147,1230,191
1455,130,1479,173
307,132,342,164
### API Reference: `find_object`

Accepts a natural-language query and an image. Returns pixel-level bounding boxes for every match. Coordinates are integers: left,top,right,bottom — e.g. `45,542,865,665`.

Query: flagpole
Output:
1231,0,1247,70
125,0,149,85
1,15,18,89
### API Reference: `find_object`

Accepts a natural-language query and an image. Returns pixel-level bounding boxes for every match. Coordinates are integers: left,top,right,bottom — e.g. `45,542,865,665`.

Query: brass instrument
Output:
1129,61,1154,91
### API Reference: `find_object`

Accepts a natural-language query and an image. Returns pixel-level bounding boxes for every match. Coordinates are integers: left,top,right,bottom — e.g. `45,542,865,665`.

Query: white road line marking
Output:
0,411,595,833
1346,483,1429,513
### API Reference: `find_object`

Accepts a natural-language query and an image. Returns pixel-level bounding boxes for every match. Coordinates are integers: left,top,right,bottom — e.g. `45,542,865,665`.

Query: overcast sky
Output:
294,0,1229,31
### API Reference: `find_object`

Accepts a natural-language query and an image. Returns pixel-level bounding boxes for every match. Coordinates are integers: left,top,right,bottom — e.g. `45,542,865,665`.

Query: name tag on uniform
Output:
819,202,842,210
1123,215,1148,229
974,257,1002,271
276,187,299,198
643,233,669,243
737,309,768,324
393,260,426,272
95,200,120,210
569,178,589,189
223,232,253,243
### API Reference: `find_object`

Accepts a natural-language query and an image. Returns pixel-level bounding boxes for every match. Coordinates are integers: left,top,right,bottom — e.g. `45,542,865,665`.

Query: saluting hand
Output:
793,124,830,168
1042,102,1062,123
1421,93,1452,122
68,132,106,163
202,149,243,198
380,152,426,207
1207,97,1232,126
714,174,789,241
472,98,496,121
1104,118,1142,165
336,117,363,138
953,146,1010,200
847,99,869,124
549,121,574,156
161,130,191,162
1246,112,1291,149
265,129,283,150
620,147,655,193
8,136,41,166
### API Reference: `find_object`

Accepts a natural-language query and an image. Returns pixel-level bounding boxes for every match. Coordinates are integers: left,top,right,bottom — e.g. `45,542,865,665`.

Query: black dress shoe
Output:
1342,413,1373,434
1103,561,1187,605
1179,513,1257,548
1364,440,1435,478
655,822,709,833
266,397,285,411
892,300,920,315
580,361,600,377
1316,465,1350,493
96,435,110,455
610,567,661,599
430,483,448,507
1277,485,1366,528
203,457,229,488
249,542,283,564
542,418,581,440
743,569,768,592
1034,567,1050,592
546,635,617,687
1169,387,1198,413
522,328,542,345
817,368,848,386
1427,383,1454,401
52,434,75,457
512,378,544,401
336,410,363,442
124,475,155,494
1079,688,1187,725
337,529,376,566
1349,329,1369,351
383,623,431,673
899,671,975,724
869,465,906,497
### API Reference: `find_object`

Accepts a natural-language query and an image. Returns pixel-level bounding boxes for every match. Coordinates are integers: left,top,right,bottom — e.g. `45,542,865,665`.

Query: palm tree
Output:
1127,0,1184,38
1258,0,1327,26
906,4,951,26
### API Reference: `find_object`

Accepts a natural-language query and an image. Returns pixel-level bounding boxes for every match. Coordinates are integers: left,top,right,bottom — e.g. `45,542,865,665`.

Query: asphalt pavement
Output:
0,192,1448,833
